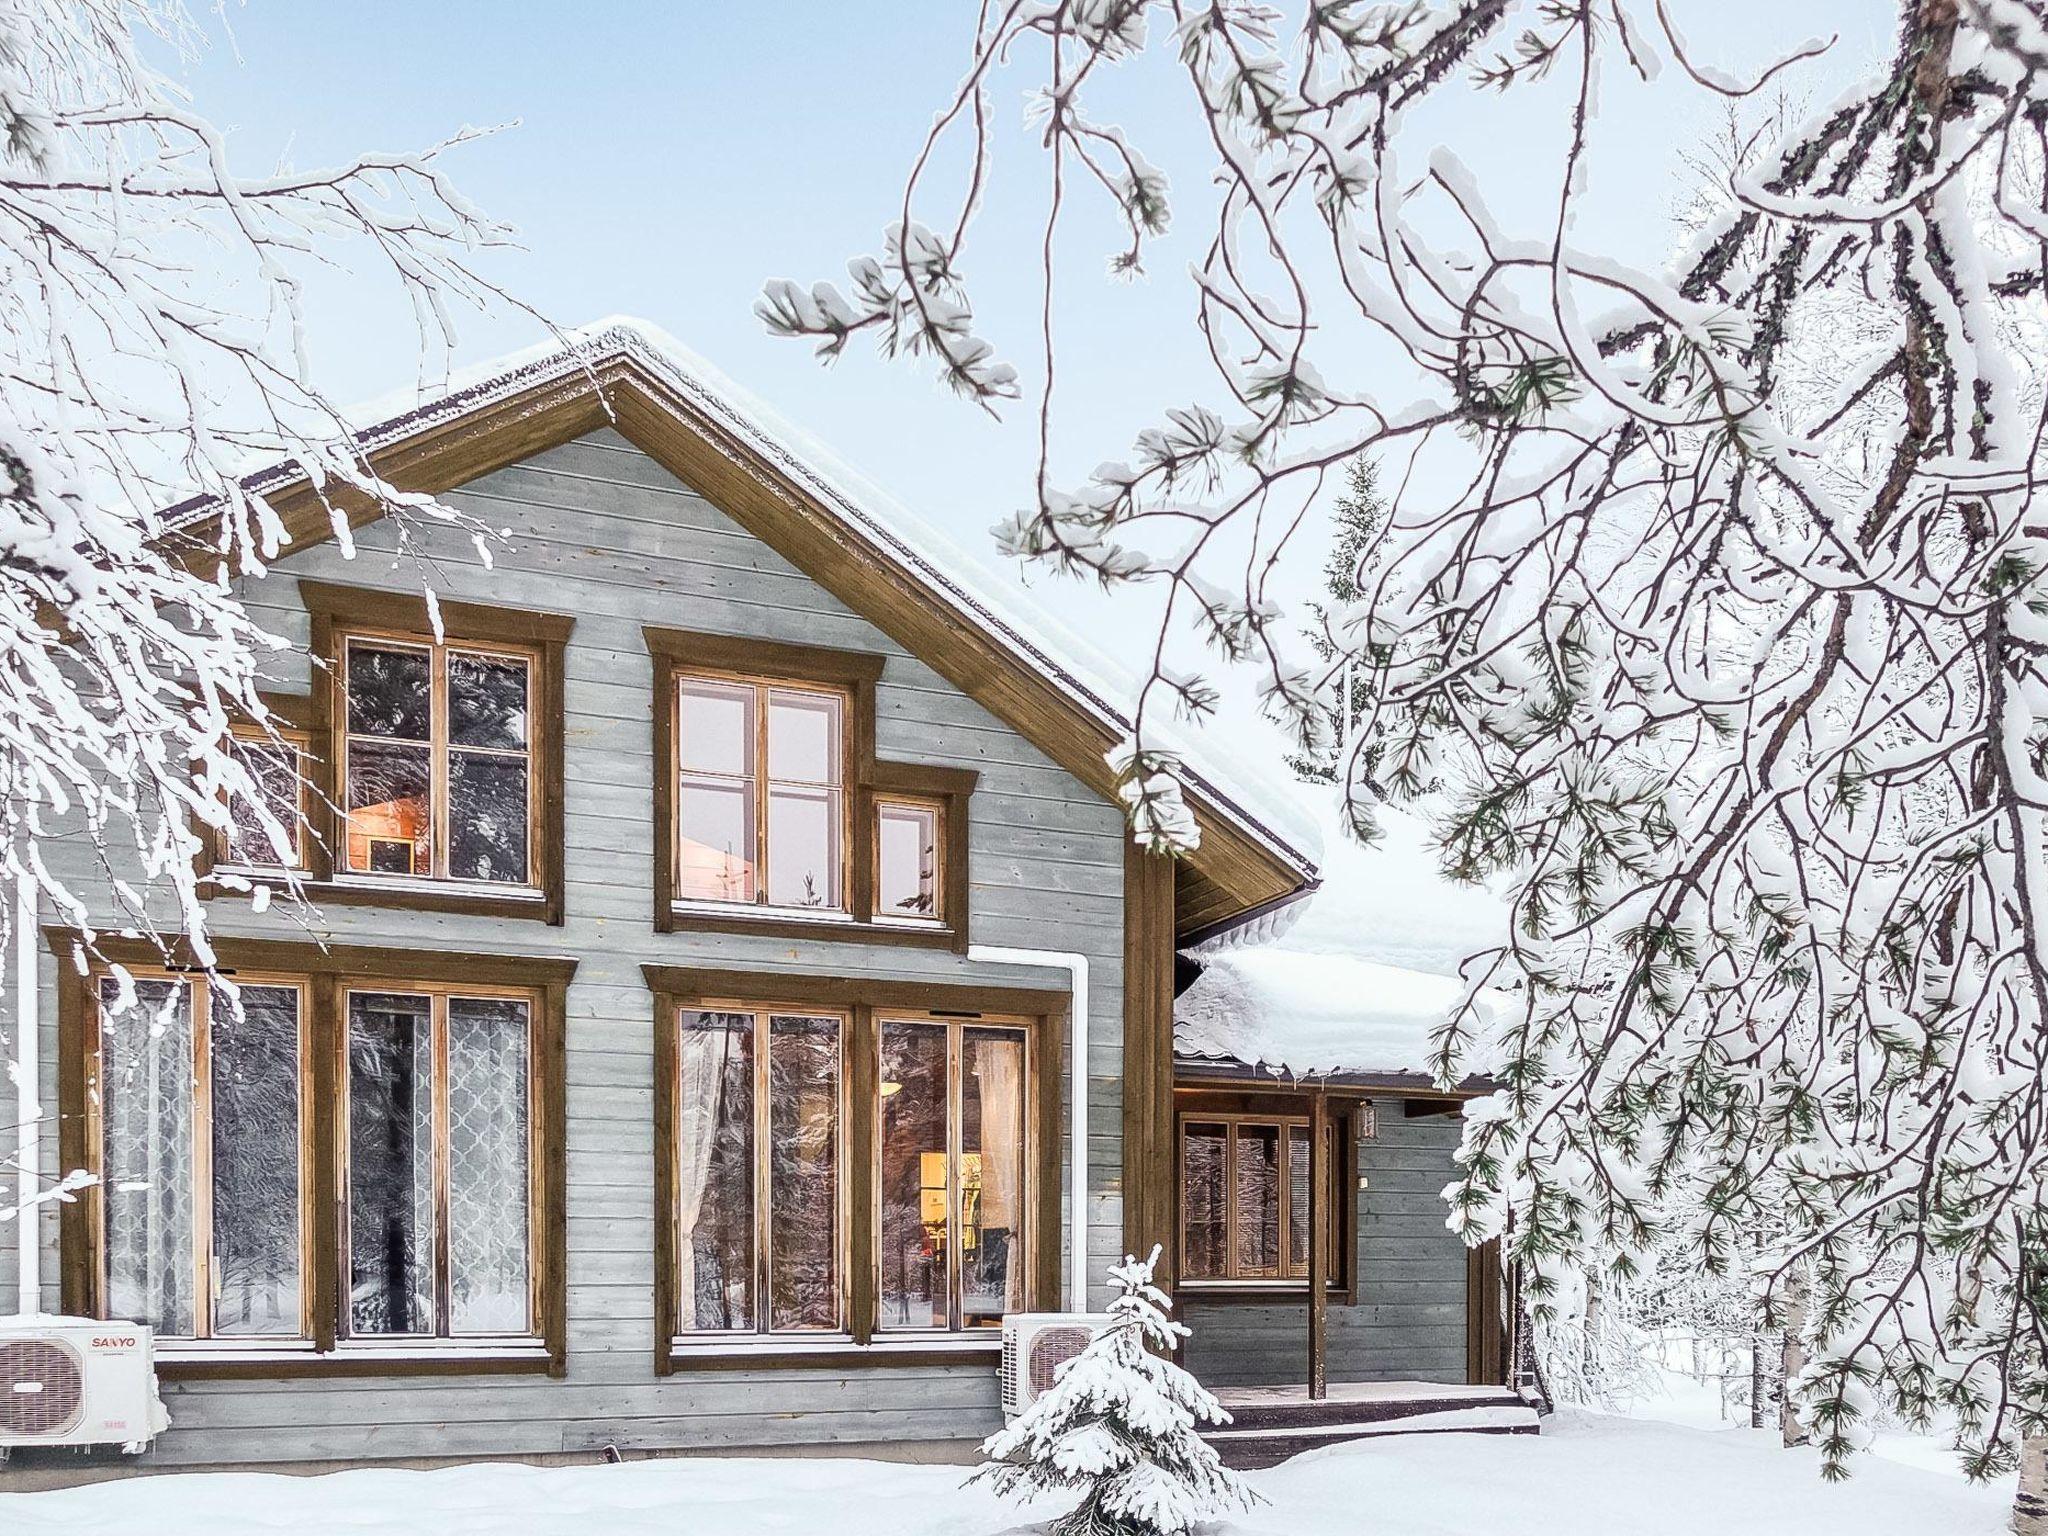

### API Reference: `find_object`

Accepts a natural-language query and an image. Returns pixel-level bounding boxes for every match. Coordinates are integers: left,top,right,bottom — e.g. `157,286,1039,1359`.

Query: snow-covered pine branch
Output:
767,0,2048,1513
0,0,533,1228
973,1246,1255,1536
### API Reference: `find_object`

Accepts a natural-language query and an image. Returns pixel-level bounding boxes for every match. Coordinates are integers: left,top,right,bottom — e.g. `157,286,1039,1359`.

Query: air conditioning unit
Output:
0,1316,170,1456
1000,1312,1109,1420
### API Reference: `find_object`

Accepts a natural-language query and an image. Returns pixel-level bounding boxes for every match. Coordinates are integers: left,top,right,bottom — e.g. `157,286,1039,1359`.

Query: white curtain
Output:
676,1026,738,1329
974,1039,1025,1311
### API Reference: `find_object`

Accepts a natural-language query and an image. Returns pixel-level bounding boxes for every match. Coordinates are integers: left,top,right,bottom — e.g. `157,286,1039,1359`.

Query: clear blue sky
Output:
172,0,1893,745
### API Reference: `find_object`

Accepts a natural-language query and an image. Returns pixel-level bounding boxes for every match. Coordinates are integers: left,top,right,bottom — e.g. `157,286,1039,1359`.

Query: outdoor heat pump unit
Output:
0,1316,169,1458
1000,1312,1109,1420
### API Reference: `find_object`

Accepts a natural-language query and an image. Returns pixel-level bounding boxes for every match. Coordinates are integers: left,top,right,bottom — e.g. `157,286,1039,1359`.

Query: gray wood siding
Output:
1178,1102,1470,1388
7,430,1134,1466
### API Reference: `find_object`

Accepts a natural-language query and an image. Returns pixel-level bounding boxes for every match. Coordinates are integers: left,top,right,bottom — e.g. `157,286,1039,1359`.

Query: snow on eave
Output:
1173,946,1501,1081
164,318,1321,890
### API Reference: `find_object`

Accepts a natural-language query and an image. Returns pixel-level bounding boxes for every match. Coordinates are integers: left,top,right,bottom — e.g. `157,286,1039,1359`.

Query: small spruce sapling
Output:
973,1246,1256,1536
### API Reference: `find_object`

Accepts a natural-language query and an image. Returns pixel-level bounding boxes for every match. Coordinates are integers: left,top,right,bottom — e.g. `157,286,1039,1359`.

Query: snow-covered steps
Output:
1202,1380,1540,1469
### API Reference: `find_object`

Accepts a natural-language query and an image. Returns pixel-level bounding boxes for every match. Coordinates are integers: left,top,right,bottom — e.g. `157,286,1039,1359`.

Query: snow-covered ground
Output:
0,1411,2006,1536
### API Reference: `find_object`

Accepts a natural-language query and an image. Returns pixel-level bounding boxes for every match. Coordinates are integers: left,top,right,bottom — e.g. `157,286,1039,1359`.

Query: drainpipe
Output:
14,860,37,1315
965,945,1090,1312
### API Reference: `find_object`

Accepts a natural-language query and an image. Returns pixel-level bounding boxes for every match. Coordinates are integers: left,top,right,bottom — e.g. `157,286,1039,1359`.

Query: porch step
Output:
1201,1382,1540,1469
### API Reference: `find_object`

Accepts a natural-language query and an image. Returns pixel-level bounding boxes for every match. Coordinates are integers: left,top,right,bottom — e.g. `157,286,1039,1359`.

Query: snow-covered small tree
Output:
973,1246,1255,1536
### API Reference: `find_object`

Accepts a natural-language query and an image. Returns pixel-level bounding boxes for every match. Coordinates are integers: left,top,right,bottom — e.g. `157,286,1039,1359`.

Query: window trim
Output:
203,580,574,925
644,965,1061,1372
51,928,574,1379
646,628,975,950
1172,1091,1359,1301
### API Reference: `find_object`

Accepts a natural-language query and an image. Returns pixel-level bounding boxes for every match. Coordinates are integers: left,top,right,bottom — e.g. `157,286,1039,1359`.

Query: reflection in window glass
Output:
876,801,940,918
1288,1127,1311,1274
768,1016,841,1331
676,679,758,902
224,737,303,868
448,751,529,884
342,636,535,885
346,738,431,876
962,1028,1025,1327
879,1019,1027,1332
1234,1123,1282,1275
878,1022,948,1331
766,784,839,908
1181,1122,1228,1281
210,985,302,1337
347,992,435,1336
674,1010,842,1335
345,642,431,740
447,997,531,1334
673,676,847,912
678,1013,754,1331
101,978,196,1336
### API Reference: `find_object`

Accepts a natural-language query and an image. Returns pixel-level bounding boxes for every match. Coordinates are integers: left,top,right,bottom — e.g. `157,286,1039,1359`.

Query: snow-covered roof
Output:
1176,794,1507,1081
177,317,1322,897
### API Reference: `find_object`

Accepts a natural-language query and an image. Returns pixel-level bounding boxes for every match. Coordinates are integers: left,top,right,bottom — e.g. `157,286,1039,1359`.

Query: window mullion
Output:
753,690,770,906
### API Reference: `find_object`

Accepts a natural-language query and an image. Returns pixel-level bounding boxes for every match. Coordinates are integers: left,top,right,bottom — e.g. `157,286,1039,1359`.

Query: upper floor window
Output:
220,728,309,871
279,581,572,924
342,635,535,886
674,676,846,910
647,627,976,948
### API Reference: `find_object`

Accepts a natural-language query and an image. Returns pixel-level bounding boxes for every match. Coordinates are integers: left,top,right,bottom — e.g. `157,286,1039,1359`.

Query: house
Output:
0,320,1502,1473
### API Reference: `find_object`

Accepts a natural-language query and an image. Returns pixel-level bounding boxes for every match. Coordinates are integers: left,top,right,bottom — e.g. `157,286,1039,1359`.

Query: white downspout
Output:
966,944,1090,1312
14,862,38,1315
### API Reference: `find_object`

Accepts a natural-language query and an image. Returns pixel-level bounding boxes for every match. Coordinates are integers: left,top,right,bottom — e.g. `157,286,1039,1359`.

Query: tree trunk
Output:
1583,1272,1604,1405
1750,1334,1767,1431
2017,1435,2048,1536
1779,1271,1809,1449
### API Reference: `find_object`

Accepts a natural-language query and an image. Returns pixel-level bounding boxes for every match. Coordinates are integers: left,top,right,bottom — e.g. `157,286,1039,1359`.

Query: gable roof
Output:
166,318,1320,936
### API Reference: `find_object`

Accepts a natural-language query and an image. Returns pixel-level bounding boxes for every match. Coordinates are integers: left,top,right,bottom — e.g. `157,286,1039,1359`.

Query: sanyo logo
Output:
90,1335,137,1350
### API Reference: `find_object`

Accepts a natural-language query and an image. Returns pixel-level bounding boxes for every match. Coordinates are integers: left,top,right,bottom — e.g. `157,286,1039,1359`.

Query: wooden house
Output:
0,322,1512,1474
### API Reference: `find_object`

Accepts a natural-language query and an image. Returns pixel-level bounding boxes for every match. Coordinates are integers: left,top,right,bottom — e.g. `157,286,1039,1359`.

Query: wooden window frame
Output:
870,794,945,930
83,970,314,1343
338,980,543,1347
205,580,573,924
194,691,317,884
645,965,1061,1372
335,632,540,885
872,1012,1032,1338
669,1003,852,1340
646,628,975,950
51,929,573,1380
1172,1092,1358,1301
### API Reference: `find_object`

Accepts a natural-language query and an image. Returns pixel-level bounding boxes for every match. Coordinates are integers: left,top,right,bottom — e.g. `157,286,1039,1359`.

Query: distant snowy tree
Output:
0,0,531,1232
1286,457,1385,788
973,1247,1255,1536
766,0,2048,1512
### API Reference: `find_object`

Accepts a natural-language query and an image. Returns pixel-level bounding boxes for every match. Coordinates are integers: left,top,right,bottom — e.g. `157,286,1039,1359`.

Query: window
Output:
288,581,572,925
59,932,573,1375
874,798,942,922
878,1019,1028,1332
1179,1115,1342,1284
341,635,535,886
649,967,1056,1364
648,628,975,948
673,675,845,910
345,988,534,1339
97,975,305,1339
673,1008,844,1334
220,730,309,870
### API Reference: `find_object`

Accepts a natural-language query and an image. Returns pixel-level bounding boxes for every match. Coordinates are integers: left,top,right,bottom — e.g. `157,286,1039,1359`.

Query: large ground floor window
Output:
649,966,1061,1361
56,933,572,1375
